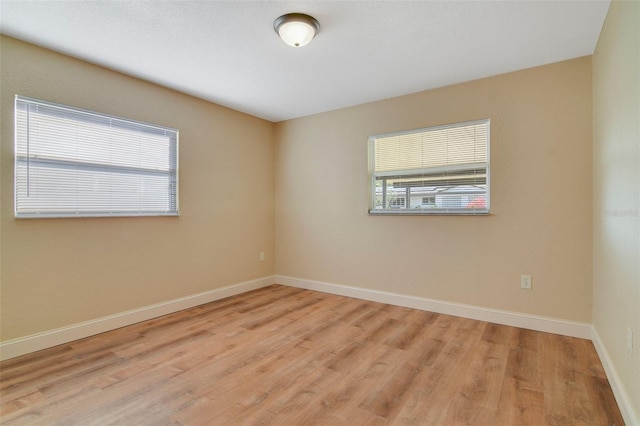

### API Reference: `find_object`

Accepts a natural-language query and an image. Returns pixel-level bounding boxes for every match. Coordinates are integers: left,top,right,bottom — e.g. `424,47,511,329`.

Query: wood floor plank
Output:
542,333,603,425
359,337,444,420
494,377,545,426
393,325,487,424
0,285,624,425
583,374,626,426
505,345,543,388
442,340,510,425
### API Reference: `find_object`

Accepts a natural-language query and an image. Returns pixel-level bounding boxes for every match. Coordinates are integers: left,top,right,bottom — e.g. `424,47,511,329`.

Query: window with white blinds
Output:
14,96,179,218
369,119,489,215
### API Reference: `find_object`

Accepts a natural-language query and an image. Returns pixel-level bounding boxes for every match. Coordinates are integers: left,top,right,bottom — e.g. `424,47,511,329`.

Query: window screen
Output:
14,95,179,218
369,119,489,215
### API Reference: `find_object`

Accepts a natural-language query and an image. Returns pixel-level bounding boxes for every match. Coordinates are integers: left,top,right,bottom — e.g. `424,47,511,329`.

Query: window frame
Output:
14,95,179,219
368,119,490,216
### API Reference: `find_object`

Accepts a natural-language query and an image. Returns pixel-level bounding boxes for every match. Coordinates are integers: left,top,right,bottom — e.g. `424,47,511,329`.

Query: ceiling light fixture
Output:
274,13,319,48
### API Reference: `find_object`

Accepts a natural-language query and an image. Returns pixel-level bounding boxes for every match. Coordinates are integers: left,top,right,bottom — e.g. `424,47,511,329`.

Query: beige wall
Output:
0,36,275,341
275,57,593,323
593,0,640,419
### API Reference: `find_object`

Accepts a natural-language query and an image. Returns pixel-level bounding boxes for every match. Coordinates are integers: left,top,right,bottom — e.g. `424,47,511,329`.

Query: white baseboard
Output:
591,327,640,426
1,274,592,359
275,275,592,339
0,275,275,361
3,274,633,422
4,274,632,422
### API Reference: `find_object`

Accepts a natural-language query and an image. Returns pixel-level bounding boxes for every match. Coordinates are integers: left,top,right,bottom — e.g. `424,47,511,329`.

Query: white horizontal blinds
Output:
374,121,488,172
370,119,489,214
15,96,179,217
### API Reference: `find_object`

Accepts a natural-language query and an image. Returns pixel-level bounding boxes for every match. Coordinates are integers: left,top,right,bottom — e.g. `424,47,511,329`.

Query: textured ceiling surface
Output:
0,1,610,122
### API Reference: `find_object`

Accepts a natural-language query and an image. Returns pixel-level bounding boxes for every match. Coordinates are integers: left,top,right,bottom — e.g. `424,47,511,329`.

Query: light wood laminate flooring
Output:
0,285,624,425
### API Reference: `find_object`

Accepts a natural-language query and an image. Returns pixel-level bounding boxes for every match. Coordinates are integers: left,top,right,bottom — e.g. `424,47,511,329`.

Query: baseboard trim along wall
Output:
0,275,593,362
591,327,640,426
3,274,633,422
0,274,592,357
276,275,592,339
0,275,275,361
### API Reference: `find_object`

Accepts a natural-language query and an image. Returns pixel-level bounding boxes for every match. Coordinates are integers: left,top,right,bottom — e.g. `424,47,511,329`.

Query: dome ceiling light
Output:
274,13,320,48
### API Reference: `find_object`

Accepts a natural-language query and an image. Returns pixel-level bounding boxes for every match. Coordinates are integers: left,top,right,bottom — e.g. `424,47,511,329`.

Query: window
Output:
14,96,178,218
421,196,436,205
369,119,489,215
389,197,406,208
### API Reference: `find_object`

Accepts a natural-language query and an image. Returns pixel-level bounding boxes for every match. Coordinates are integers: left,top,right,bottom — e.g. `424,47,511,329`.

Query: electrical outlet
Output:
259,251,265,262
520,275,532,290
627,328,634,356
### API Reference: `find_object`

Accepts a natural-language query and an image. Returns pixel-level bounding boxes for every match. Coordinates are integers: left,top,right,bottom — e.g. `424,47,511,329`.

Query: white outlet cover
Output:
521,275,532,289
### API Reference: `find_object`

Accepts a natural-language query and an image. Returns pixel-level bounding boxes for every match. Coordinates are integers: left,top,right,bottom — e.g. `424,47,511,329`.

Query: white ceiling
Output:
0,1,610,122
